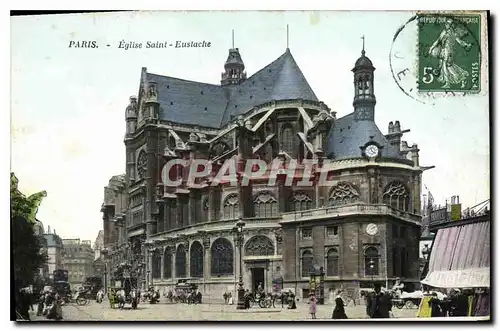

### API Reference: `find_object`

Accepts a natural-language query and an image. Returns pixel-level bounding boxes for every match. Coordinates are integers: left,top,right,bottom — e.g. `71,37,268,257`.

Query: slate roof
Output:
353,51,374,70
147,49,318,128
327,113,401,160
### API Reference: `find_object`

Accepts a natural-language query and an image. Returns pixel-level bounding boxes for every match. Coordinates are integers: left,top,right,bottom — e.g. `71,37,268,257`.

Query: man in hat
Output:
366,283,392,318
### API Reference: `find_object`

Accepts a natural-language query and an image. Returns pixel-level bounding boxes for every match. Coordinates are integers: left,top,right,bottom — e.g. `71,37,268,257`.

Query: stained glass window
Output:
326,248,339,276
137,151,147,179
301,250,313,277
383,181,410,212
211,238,233,276
190,241,204,278
163,247,172,279
245,235,274,256
175,245,187,278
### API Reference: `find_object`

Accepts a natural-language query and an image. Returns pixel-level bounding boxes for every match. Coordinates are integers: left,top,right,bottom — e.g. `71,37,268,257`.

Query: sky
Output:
10,11,490,243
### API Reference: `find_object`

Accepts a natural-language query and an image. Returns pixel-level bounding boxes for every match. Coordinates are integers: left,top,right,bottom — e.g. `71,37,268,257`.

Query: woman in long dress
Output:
309,293,317,319
332,290,348,319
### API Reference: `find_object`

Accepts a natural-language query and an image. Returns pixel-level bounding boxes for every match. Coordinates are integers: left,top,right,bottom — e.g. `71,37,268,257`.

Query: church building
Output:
102,40,427,300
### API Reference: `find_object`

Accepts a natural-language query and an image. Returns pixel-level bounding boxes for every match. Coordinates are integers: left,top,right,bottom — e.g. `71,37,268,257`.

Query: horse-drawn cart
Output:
392,291,422,309
111,264,140,309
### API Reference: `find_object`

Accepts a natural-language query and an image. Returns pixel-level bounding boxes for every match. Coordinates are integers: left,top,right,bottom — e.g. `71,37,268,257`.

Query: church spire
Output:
352,35,376,121
361,35,365,56
221,30,247,86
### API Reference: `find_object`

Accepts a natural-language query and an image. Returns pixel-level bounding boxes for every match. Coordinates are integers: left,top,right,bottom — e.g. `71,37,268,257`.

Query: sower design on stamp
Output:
418,14,481,93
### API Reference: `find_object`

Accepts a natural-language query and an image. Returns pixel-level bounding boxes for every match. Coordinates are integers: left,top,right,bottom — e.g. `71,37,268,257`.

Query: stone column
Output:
160,249,164,281
185,239,190,278
202,235,211,280
171,246,176,279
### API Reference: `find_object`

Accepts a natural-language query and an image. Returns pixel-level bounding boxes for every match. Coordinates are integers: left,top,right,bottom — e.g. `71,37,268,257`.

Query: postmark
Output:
417,14,481,93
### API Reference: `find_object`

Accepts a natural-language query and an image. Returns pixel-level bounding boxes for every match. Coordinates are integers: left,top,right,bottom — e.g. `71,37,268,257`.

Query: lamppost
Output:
368,259,375,285
421,244,431,278
421,244,430,261
148,247,156,288
232,219,246,310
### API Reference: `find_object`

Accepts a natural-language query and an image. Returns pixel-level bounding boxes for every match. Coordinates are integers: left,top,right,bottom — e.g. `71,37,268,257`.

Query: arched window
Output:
223,194,239,219
329,182,360,206
245,235,274,256
211,238,234,276
190,241,204,278
281,125,295,156
163,247,172,279
152,250,162,279
290,192,313,212
253,192,278,218
364,246,379,276
326,248,339,277
383,181,410,212
175,244,187,278
301,250,314,278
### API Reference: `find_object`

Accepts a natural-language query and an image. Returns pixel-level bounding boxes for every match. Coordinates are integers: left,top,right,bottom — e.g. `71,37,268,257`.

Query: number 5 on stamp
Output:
417,14,481,93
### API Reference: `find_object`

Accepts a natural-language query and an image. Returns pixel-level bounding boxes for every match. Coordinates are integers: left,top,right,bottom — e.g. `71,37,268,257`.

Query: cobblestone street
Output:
31,300,419,321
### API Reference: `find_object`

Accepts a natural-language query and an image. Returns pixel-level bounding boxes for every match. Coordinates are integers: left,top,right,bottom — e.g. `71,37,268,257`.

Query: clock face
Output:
365,144,379,158
366,223,378,236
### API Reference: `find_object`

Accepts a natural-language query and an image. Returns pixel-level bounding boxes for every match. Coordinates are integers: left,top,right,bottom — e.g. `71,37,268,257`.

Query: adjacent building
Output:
44,225,64,280
100,175,129,289
92,230,106,279
61,238,94,285
102,43,430,299
33,220,49,280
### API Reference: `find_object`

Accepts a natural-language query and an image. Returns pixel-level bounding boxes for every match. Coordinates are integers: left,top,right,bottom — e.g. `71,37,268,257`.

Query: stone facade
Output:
61,239,94,285
102,45,427,298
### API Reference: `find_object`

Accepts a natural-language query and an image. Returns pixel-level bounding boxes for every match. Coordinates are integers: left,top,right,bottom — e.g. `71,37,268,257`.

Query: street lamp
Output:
368,259,375,285
148,248,156,288
232,218,246,310
421,244,430,261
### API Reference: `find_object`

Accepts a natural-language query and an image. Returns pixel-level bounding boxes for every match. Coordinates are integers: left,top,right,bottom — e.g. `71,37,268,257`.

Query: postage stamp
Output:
417,14,482,93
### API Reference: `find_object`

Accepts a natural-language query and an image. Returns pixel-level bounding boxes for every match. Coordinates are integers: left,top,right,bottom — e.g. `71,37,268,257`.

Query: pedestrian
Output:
223,292,228,305
108,288,115,309
309,293,317,319
332,290,348,319
366,283,392,318
228,292,234,305
428,292,445,317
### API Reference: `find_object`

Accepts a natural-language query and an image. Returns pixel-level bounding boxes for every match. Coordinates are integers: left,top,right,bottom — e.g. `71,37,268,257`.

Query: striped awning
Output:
422,220,490,288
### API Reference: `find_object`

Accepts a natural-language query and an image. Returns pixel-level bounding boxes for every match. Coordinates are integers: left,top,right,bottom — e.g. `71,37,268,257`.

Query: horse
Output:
116,289,126,309
96,290,104,304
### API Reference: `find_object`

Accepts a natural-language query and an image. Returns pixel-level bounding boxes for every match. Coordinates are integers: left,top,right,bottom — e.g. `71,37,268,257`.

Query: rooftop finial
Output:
286,24,289,50
361,35,365,56
232,29,235,49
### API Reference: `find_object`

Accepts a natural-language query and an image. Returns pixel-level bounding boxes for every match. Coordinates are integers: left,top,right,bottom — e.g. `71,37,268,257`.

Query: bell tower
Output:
221,30,247,86
352,36,376,121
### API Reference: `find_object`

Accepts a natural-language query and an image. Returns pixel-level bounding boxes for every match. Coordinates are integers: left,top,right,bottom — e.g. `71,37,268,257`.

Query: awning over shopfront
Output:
421,220,490,288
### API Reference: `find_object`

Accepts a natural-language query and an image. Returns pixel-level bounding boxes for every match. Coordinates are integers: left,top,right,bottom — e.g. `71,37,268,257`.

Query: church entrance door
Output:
251,268,265,294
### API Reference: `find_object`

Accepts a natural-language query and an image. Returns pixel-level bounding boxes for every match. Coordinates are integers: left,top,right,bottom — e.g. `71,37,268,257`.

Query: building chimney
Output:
47,225,51,234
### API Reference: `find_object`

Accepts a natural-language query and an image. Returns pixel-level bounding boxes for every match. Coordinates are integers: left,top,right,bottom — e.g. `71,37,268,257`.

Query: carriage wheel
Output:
395,301,405,309
248,300,254,308
405,300,415,309
259,299,266,308
76,297,88,306
265,299,272,308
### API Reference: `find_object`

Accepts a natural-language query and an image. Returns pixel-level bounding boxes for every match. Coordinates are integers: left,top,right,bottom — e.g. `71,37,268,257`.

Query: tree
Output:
11,173,48,290
11,173,47,224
